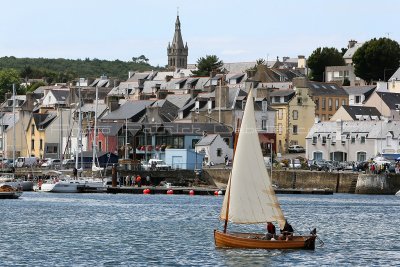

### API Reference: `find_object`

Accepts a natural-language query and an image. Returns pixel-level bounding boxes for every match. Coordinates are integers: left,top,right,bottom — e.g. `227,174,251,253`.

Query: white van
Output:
16,157,37,168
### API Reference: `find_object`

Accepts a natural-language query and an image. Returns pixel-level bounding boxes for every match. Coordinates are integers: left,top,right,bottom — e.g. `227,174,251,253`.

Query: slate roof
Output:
51,90,69,102
306,81,348,96
343,42,363,59
196,134,218,146
341,105,381,120
0,113,20,129
343,85,376,95
32,113,57,130
377,92,400,109
162,122,232,136
221,62,256,73
165,94,192,109
101,100,154,121
269,90,295,97
307,120,400,139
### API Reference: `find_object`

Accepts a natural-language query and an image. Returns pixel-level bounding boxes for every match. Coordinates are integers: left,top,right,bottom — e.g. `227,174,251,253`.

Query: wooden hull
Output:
214,230,316,250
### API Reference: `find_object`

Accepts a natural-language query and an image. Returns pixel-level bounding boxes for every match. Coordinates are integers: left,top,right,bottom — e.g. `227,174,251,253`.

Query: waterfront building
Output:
306,119,400,161
195,134,233,166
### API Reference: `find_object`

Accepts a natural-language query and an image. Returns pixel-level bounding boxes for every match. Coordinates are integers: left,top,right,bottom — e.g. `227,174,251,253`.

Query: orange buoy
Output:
189,190,195,195
167,189,173,195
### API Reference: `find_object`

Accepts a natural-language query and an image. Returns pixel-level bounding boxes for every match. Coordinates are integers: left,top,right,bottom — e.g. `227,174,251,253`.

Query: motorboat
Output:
0,184,23,199
0,174,34,191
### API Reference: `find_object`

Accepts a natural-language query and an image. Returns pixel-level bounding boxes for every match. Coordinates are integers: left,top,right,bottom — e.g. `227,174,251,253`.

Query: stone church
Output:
167,15,188,70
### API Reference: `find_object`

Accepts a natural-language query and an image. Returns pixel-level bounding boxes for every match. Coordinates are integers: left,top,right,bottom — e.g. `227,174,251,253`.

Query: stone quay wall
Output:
355,174,400,195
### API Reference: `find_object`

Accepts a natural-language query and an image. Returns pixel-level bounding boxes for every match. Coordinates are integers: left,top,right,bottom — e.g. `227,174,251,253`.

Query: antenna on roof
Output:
177,6,179,16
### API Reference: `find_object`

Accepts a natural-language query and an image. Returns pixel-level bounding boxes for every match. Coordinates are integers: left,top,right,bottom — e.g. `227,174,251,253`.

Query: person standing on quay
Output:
136,175,142,187
146,175,151,186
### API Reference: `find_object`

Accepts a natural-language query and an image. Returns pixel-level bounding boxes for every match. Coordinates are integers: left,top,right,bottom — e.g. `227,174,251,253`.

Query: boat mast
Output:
12,84,16,168
91,86,99,173
75,83,82,171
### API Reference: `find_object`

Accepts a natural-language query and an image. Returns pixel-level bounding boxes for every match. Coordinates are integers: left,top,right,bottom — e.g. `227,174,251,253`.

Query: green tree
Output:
0,68,21,101
192,55,223,76
307,47,345,82
353,37,400,83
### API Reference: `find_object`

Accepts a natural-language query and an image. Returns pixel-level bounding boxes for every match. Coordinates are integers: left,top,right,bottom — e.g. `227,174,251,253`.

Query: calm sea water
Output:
1,192,399,266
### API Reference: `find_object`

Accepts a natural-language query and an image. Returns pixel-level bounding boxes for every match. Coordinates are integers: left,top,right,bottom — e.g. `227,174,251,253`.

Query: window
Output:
191,139,200,149
312,136,317,144
31,125,35,135
293,110,298,120
342,99,346,106
217,148,222,157
274,96,280,103
297,97,302,105
261,119,267,130
351,137,355,144
322,136,326,144
293,125,298,135
278,123,282,135
40,139,43,150
98,141,102,152
335,99,339,110
355,96,361,103
357,152,367,162
278,109,283,120
313,152,323,160
315,98,319,109
31,139,34,150
328,99,332,111
322,98,326,110
360,136,366,144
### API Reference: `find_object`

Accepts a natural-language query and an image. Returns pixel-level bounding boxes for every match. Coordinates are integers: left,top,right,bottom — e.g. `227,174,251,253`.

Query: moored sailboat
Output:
214,88,316,250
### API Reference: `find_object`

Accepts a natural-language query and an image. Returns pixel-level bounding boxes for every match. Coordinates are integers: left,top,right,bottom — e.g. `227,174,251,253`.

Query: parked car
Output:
325,161,343,172
0,159,13,168
288,145,305,153
141,159,171,171
309,160,328,171
289,159,302,169
16,157,38,168
41,158,61,168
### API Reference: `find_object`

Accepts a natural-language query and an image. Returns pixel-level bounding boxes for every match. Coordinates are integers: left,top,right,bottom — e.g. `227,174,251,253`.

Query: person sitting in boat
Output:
279,220,294,240
265,221,276,240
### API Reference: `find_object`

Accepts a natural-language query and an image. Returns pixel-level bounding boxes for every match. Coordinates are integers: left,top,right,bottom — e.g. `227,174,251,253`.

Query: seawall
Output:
355,174,400,194
203,168,359,193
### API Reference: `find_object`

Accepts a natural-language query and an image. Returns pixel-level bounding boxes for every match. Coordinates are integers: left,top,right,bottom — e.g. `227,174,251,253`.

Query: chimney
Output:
297,55,306,68
335,119,342,141
106,96,120,112
348,40,357,49
293,77,308,88
215,85,229,109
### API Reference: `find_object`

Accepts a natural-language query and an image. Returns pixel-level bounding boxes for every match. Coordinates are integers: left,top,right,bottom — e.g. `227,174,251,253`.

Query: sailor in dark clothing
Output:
279,220,294,240
282,220,294,233
265,221,276,240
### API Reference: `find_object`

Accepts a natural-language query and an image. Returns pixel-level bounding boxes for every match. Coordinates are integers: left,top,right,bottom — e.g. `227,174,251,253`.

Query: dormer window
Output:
242,100,246,110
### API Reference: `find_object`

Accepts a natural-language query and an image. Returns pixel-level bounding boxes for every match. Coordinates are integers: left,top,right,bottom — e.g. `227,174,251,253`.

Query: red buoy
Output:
143,189,150,194
189,190,195,195
214,190,219,196
167,189,173,195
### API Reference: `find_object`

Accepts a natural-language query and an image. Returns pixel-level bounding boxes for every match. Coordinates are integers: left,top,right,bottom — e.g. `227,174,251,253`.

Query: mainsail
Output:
220,88,286,229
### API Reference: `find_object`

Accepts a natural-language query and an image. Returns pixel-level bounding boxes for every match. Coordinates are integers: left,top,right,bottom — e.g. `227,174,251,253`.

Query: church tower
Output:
167,14,188,70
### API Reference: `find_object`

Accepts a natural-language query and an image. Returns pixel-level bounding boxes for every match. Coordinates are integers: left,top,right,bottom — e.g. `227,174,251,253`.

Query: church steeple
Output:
167,13,188,70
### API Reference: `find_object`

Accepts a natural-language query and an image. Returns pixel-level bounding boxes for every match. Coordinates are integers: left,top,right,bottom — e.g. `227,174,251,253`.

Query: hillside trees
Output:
353,38,400,83
307,47,345,82
0,68,24,101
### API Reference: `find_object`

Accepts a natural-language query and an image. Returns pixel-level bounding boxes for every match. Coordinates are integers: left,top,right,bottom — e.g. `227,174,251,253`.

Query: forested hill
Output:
0,56,165,82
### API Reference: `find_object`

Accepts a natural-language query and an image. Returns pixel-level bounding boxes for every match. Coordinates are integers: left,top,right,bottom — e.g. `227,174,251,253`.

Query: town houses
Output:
1,15,400,169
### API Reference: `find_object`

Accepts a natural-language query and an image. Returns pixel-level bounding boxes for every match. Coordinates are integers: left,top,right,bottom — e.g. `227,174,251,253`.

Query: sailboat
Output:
36,86,104,193
214,88,316,250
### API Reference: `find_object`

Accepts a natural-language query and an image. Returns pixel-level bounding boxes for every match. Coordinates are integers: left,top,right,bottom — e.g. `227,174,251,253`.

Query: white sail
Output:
220,88,286,229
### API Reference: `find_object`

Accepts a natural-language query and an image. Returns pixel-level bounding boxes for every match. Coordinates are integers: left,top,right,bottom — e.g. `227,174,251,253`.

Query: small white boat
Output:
0,175,34,191
396,190,400,196
35,171,105,193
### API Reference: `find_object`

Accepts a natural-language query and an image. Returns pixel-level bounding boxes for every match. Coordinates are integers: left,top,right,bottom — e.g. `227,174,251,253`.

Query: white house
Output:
306,119,400,162
42,89,70,107
195,134,233,165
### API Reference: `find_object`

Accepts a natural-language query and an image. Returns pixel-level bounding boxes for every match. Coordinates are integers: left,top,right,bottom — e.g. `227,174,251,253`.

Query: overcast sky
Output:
1,0,399,67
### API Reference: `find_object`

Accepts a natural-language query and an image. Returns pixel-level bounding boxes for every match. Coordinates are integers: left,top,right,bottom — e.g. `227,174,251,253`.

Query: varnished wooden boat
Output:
214,230,316,250
214,88,319,250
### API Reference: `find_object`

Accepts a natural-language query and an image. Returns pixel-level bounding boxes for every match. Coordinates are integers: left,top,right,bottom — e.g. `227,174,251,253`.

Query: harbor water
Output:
1,192,399,266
